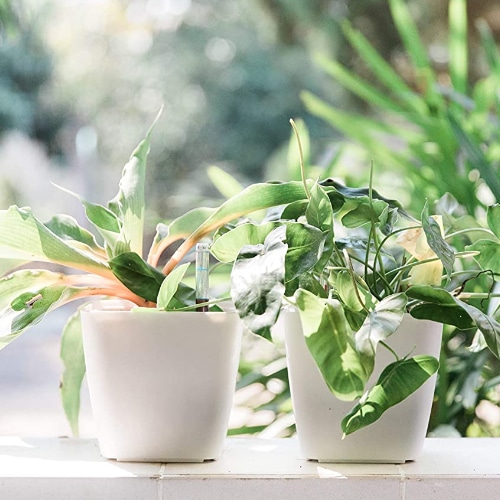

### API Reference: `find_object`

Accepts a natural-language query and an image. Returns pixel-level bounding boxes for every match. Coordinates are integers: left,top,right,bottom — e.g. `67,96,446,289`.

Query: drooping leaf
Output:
60,311,85,437
157,263,191,310
421,202,455,279
1,285,86,349
452,298,500,360
406,285,473,329
0,206,109,275
295,289,367,400
231,226,287,340
354,293,407,377
341,355,439,435
109,252,165,303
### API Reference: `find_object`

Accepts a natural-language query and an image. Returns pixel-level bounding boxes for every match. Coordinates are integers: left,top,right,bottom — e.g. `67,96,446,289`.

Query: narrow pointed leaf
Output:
109,109,162,256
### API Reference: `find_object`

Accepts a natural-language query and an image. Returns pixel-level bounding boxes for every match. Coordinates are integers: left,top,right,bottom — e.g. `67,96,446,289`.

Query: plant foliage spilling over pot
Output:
223,126,500,437
0,110,316,435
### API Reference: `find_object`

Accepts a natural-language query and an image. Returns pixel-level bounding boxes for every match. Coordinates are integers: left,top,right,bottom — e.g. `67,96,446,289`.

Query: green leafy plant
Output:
0,111,316,435
302,0,500,215
218,127,500,436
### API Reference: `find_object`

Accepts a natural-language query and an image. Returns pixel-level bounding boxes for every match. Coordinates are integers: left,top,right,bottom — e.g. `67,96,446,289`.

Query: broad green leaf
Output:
486,204,500,237
354,293,407,377
334,270,376,313
0,206,109,275
157,263,190,310
341,355,439,435
230,226,287,341
452,298,500,360
108,109,162,257
45,214,103,252
163,181,310,275
466,239,500,274
421,203,455,279
295,289,367,400
109,252,165,303
285,222,325,282
341,199,389,229
210,222,278,263
60,311,85,437
406,285,473,329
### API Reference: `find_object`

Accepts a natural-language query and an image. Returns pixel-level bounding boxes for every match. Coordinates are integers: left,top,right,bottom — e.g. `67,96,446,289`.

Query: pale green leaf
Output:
157,262,191,310
295,289,367,400
60,311,85,436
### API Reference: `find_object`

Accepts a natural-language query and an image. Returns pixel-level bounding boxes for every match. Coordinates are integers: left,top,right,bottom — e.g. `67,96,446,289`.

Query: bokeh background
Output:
1,0,500,438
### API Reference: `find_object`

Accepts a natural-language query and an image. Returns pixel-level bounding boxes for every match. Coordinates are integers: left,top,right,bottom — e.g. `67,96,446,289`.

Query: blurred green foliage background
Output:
1,0,500,438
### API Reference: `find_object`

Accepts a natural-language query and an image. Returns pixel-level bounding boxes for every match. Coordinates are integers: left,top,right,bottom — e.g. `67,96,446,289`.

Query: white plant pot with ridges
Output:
284,311,442,463
81,302,242,462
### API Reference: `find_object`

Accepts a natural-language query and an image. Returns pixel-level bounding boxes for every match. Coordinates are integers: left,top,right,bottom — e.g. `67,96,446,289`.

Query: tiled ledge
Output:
0,437,498,500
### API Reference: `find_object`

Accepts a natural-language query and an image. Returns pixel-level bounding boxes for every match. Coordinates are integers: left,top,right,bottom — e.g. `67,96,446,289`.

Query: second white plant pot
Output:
81,301,242,462
284,311,442,463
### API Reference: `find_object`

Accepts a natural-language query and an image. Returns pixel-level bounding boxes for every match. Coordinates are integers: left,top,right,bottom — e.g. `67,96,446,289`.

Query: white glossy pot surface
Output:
284,311,442,463
81,303,241,462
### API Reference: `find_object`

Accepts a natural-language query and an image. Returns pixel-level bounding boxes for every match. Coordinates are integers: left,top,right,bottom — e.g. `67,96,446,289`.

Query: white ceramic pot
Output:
284,311,442,463
81,301,242,462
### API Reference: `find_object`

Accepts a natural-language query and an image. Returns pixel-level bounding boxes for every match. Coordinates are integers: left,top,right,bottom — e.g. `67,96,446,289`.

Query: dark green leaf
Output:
285,222,325,282
341,355,439,435
109,252,165,303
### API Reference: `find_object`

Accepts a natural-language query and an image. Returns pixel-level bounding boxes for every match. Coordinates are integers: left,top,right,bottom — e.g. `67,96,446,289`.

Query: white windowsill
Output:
0,437,498,500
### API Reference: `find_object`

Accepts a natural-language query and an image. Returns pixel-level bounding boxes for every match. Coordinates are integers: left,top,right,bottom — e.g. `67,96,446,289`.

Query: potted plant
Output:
217,130,500,462
0,111,313,462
